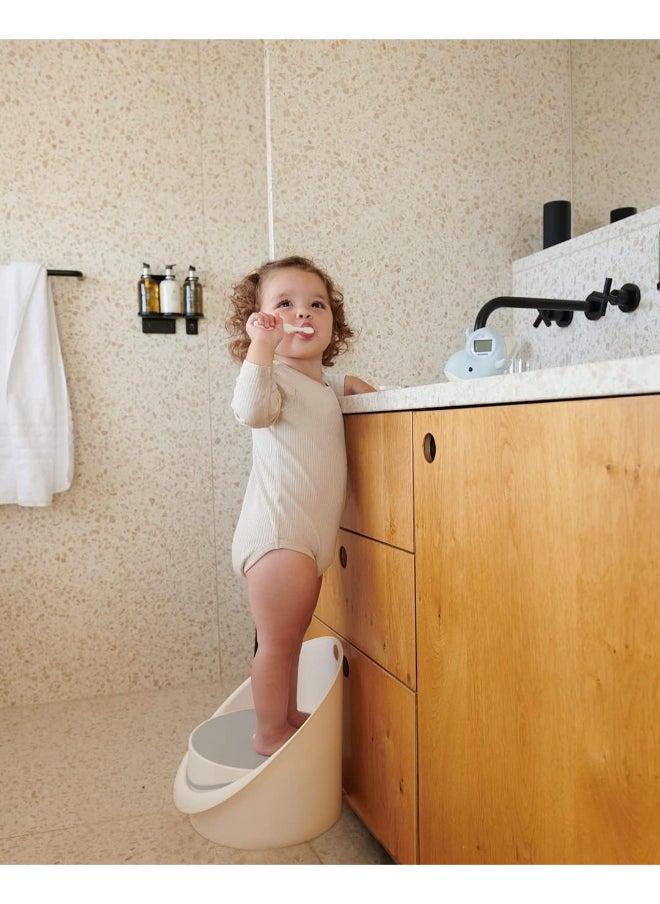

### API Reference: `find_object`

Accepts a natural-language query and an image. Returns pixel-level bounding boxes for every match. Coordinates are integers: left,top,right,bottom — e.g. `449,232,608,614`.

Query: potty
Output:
173,636,344,849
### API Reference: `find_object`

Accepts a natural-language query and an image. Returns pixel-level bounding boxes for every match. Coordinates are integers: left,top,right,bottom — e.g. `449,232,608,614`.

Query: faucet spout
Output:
473,279,640,331
473,296,582,330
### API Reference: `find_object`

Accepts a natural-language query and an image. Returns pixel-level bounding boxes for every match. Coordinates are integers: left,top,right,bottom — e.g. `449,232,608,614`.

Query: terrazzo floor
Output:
0,681,393,866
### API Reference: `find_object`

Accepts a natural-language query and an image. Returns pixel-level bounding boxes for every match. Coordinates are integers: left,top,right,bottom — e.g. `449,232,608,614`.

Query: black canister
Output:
543,200,572,249
610,207,637,223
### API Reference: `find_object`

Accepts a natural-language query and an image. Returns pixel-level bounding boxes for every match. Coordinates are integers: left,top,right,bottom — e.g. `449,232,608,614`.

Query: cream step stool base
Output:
173,636,344,849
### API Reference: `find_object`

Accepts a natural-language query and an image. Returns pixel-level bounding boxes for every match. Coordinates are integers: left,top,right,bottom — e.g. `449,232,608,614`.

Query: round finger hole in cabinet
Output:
342,656,350,678
423,432,436,463
339,546,347,568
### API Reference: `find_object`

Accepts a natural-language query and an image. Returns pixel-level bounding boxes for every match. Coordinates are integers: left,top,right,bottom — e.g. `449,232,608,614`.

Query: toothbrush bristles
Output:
283,323,314,334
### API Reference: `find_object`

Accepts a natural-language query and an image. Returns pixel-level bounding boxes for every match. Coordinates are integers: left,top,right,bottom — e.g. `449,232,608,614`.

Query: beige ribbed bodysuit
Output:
231,360,347,577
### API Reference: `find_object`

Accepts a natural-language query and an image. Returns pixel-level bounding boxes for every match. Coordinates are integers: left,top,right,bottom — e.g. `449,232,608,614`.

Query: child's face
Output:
258,267,334,355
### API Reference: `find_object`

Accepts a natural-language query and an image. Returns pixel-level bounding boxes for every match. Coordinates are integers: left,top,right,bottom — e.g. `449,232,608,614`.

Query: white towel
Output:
0,262,74,506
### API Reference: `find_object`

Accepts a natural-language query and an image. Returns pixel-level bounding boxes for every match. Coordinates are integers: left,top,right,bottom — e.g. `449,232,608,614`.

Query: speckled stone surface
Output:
339,354,660,414
0,684,392,864
266,39,573,390
0,39,657,707
511,205,660,370
0,40,267,705
571,40,660,238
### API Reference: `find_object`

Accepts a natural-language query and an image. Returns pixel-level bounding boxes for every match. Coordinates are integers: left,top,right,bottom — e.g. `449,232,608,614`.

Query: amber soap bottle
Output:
137,262,160,314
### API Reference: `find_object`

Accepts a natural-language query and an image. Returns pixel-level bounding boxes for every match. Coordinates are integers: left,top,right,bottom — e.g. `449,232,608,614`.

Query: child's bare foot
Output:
253,723,297,757
288,709,310,729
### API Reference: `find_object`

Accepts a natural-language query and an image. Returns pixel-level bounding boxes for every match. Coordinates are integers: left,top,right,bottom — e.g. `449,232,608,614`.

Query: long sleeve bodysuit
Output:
231,360,347,577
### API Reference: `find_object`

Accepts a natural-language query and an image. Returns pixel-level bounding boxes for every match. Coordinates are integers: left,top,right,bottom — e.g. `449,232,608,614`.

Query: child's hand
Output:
246,312,284,348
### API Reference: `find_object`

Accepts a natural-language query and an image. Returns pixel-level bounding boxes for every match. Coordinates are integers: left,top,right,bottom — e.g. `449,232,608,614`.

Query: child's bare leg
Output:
246,549,321,756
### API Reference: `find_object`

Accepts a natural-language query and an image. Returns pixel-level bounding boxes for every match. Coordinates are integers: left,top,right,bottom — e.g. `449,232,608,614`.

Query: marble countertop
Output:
339,354,660,414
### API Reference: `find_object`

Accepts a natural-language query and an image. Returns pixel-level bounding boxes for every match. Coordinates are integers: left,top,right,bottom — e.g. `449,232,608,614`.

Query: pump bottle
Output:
160,264,182,314
137,262,160,314
183,265,204,317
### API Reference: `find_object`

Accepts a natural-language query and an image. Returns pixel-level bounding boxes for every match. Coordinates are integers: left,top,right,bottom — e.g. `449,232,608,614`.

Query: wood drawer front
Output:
342,642,417,865
316,530,416,689
342,412,414,551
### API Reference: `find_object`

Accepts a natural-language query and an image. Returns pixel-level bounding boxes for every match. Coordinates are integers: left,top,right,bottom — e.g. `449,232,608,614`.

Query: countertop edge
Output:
339,354,660,414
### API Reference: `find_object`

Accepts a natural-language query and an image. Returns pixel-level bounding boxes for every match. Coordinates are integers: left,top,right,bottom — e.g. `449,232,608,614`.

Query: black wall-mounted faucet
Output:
474,278,640,331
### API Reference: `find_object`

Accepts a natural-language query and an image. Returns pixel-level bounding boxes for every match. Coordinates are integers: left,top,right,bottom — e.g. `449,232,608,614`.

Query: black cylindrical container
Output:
543,200,572,249
610,207,637,223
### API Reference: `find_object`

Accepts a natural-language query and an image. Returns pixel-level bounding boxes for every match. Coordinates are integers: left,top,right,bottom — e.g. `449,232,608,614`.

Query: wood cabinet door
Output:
341,640,417,864
316,530,416,688
414,396,659,864
342,412,414,551
305,617,418,864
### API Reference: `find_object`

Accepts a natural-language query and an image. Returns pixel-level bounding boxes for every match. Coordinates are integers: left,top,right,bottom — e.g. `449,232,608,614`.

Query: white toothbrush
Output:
283,323,315,335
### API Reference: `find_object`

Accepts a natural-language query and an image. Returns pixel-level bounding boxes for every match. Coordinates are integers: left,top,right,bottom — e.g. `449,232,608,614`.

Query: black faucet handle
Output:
585,278,640,320
534,309,573,328
609,283,641,313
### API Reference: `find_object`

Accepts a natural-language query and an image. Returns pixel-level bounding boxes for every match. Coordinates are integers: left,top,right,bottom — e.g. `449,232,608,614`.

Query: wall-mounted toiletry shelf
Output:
139,312,204,335
137,267,204,334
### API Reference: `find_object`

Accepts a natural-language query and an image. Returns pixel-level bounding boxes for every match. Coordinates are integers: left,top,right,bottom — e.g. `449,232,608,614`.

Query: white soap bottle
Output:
160,264,182,314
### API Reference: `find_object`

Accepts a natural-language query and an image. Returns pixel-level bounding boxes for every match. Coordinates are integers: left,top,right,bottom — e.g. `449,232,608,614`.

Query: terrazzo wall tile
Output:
199,40,270,695
511,205,660,369
266,40,573,389
0,40,266,705
571,40,660,238
1,39,656,705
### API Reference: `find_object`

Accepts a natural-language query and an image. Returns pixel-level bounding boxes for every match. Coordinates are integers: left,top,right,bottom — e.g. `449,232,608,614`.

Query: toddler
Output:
226,255,375,755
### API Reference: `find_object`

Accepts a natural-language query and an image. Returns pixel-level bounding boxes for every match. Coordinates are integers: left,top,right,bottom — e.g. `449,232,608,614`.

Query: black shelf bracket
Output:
139,313,203,335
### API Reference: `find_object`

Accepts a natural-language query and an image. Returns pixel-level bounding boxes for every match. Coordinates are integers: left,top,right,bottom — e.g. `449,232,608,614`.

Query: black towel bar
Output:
47,269,84,279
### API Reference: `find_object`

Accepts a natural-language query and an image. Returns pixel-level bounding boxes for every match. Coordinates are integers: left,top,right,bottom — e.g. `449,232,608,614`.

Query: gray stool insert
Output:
190,710,269,771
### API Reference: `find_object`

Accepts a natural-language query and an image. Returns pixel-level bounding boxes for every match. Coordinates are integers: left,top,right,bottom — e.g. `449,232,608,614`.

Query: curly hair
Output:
226,255,354,368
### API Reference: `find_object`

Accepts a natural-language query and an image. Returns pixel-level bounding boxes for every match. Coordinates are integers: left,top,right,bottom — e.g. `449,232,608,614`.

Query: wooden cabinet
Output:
414,395,659,864
312,394,658,864
308,411,417,863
